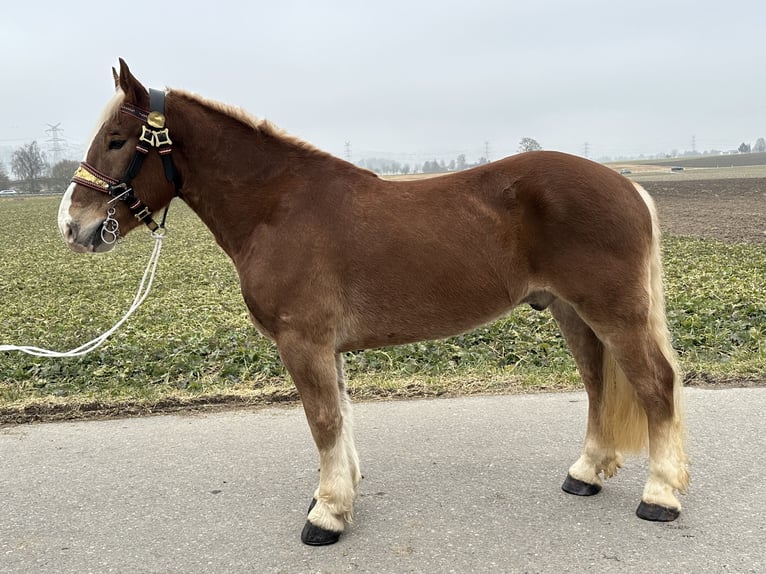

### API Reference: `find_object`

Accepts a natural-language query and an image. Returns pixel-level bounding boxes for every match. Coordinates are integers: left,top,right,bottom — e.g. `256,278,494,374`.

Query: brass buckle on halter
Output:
133,205,152,222
139,126,173,148
153,128,172,146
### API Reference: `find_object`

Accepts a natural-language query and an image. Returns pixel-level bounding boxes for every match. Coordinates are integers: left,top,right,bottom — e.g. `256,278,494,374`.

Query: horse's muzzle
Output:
60,219,114,253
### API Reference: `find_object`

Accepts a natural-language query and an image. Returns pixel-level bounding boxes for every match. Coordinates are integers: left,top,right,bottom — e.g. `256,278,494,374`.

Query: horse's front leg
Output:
277,335,360,545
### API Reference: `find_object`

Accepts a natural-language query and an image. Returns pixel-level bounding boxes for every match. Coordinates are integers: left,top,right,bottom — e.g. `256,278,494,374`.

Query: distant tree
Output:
0,161,11,189
754,137,766,153
518,137,542,153
401,163,411,175
50,159,80,191
358,157,405,175
738,142,751,153
456,154,467,171
11,141,48,192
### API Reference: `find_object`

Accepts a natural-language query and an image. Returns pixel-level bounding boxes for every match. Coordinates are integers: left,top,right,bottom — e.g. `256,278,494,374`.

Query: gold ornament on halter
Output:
147,111,166,128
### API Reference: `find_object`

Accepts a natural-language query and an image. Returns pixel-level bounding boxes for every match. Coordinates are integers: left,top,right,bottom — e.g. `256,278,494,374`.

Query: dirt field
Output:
642,178,766,243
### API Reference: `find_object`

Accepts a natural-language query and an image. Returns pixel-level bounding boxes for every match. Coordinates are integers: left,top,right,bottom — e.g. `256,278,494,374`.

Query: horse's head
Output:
58,59,179,253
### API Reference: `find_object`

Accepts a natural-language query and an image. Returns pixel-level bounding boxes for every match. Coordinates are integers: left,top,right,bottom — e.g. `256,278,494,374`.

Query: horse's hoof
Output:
301,520,342,546
636,501,680,522
302,498,342,545
561,474,602,496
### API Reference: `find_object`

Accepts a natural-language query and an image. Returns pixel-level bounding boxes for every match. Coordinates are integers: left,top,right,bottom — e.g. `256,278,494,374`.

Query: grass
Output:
1,196,765,421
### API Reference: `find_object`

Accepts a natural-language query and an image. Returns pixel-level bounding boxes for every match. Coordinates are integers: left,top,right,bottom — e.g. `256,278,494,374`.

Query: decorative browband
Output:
71,163,119,193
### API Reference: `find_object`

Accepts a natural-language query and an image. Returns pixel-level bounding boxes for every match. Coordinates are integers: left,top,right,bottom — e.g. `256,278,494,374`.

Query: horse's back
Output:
347,150,653,285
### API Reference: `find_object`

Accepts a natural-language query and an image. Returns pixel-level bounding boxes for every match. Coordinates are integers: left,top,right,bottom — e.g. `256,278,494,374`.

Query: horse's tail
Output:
600,183,684,454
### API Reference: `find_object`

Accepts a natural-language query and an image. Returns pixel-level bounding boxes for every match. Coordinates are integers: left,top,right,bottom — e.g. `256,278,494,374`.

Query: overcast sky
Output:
1,0,764,165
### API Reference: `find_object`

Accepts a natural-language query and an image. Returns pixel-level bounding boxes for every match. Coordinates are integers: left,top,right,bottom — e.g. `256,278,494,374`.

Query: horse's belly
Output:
339,282,515,351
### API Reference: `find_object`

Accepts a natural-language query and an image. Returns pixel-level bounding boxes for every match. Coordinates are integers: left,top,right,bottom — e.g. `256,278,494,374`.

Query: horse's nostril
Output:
65,221,79,242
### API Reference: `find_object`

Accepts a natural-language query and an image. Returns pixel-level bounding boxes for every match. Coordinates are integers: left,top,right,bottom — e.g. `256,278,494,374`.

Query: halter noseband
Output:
71,88,181,236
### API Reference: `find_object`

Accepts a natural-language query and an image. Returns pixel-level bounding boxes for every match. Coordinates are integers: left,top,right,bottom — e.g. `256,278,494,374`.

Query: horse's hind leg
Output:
604,328,689,520
550,300,622,496
277,336,361,545
573,284,689,520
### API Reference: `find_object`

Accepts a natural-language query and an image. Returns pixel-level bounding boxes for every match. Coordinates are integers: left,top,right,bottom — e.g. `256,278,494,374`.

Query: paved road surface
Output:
1,388,764,573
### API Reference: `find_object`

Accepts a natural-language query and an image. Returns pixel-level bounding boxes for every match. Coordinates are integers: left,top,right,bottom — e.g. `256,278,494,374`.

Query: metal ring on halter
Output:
101,207,120,244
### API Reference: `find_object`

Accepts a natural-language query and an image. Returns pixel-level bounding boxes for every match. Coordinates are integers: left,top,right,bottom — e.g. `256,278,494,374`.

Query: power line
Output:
45,123,65,165
344,141,352,163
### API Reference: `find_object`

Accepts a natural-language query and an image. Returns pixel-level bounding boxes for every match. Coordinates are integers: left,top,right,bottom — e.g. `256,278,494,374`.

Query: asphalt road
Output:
1,388,764,573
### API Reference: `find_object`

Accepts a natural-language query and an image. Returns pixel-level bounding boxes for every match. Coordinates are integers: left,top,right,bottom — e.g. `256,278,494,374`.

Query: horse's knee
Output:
301,402,344,451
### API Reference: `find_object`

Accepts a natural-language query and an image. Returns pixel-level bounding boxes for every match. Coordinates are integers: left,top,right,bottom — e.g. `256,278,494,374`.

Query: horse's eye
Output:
109,140,126,150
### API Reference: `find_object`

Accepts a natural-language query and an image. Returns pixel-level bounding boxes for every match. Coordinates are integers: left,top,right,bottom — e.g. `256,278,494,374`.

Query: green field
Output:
1,196,765,422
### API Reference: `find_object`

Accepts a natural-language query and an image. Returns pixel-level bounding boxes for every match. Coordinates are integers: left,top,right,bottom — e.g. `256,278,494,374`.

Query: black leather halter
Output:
71,88,182,232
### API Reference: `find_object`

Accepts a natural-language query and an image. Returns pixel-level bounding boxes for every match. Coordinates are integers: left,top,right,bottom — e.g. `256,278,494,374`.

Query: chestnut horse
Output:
58,60,689,545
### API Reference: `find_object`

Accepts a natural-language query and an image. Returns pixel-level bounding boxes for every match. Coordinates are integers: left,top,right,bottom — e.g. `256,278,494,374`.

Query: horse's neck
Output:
168,94,303,259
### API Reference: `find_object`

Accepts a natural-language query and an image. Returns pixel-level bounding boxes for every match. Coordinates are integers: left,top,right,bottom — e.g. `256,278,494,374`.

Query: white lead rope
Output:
0,232,164,357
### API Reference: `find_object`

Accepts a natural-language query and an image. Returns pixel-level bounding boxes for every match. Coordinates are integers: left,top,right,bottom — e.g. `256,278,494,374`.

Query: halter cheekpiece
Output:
71,88,181,236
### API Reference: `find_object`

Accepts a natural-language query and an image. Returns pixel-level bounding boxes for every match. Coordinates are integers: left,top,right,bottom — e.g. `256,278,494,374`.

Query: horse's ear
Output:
116,58,149,107
112,67,119,90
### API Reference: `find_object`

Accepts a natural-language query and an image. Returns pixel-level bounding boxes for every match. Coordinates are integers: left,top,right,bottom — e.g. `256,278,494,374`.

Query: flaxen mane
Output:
172,88,335,158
